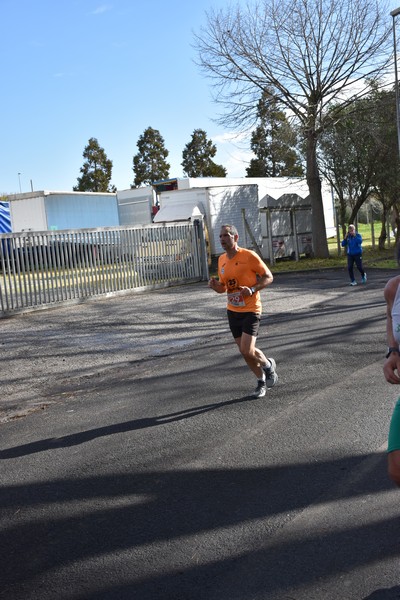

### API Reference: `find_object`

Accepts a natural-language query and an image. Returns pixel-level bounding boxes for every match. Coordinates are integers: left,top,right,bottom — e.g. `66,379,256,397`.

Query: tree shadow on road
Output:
0,394,255,459
362,586,400,599
0,452,399,600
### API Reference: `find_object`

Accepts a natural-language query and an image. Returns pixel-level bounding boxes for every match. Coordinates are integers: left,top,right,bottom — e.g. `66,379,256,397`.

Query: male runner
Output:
208,224,277,398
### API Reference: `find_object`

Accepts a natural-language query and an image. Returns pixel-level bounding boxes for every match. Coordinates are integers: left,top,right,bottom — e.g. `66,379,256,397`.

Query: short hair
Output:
220,224,238,236
348,224,355,230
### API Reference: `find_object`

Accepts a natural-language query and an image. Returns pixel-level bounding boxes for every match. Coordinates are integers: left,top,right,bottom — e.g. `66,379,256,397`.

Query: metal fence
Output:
0,220,209,316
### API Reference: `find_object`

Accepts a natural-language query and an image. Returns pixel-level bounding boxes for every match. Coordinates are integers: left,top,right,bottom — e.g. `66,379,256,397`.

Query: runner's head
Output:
219,225,239,251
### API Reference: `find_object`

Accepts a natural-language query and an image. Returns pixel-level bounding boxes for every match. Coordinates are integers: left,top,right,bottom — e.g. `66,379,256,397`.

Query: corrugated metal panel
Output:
207,185,260,255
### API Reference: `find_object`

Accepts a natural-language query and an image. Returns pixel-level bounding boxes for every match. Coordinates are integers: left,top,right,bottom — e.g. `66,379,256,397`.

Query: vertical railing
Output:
0,222,208,316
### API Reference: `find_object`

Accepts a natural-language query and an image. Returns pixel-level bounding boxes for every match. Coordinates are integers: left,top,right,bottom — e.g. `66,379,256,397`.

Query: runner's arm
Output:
208,277,226,294
384,279,400,384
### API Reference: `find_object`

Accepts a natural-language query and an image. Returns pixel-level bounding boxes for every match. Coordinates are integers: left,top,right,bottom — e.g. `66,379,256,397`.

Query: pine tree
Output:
132,127,170,187
182,129,226,177
246,92,303,178
73,138,116,192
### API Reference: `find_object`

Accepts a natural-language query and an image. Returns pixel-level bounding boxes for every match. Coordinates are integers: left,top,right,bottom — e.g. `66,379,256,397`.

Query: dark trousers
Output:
347,254,365,282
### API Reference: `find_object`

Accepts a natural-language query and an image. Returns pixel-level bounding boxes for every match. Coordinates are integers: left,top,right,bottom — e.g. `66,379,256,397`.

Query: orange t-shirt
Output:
218,247,269,313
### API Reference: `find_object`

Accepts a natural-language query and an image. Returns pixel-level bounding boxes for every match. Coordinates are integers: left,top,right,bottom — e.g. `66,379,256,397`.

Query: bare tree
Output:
194,0,392,257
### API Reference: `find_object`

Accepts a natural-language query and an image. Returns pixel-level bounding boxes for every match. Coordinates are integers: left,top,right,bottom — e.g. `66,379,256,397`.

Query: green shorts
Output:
388,398,400,453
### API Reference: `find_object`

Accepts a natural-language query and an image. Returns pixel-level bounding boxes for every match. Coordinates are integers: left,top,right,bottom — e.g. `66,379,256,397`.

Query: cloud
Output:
92,4,112,15
211,130,254,177
221,148,253,177
212,131,251,144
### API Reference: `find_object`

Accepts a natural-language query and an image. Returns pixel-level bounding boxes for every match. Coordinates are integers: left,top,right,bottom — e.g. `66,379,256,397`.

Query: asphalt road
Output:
1,268,400,600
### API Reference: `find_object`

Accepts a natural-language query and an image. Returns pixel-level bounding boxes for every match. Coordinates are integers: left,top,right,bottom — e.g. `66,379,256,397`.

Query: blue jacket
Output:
341,232,362,255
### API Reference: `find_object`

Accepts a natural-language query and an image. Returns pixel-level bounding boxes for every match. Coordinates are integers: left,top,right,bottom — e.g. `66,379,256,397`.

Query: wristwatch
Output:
386,347,400,358
250,286,256,295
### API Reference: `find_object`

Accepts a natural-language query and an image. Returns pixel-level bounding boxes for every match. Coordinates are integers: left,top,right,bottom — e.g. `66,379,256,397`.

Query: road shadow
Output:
363,587,400,599
0,394,254,459
0,452,399,599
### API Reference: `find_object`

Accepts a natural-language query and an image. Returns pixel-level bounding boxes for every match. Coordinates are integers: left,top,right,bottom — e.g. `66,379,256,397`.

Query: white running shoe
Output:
253,380,267,398
263,358,278,388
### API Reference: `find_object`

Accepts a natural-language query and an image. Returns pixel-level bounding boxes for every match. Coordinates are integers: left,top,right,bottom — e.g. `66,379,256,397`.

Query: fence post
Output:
265,209,275,266
241,208,263,258
291,209,300,261
193,219,209,281
387,215,392,247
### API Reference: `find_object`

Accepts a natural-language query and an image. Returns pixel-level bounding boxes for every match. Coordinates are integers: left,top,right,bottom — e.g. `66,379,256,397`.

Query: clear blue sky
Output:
1,0,248,195
1,0,399,195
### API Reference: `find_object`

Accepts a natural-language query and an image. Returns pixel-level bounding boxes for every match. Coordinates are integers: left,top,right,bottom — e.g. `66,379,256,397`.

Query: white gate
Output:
0,220,208,316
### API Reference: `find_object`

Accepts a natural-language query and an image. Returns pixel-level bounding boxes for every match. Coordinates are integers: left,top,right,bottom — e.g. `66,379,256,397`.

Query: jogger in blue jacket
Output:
341,224,367,286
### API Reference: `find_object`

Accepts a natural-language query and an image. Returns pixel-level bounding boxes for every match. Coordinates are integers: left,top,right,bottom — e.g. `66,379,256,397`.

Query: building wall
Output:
8,191,118,232
44,193,118,230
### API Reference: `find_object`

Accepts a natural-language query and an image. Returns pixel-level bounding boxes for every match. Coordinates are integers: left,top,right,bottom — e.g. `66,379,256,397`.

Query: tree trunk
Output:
379,210,387,250
392,203,400,244
337,194,347,238
306,131,329,258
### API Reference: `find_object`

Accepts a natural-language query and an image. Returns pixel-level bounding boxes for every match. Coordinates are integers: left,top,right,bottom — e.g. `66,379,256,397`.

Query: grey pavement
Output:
1,266,360,424
2,266,400,600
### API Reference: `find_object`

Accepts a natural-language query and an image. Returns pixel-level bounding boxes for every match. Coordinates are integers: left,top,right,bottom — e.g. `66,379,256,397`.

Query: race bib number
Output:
227,291,246,307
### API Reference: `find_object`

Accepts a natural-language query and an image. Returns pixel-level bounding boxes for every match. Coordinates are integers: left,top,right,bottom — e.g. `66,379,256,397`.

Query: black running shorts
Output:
227,310,261,339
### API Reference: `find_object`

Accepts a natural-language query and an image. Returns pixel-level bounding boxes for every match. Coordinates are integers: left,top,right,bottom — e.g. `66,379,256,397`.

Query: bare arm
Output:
239,268,274,297
208,276,226,294
254,269,274,291
383,277,400,384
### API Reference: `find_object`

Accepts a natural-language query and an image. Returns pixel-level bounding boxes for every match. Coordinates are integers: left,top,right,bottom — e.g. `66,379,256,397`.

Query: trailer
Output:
117,187,155,226
154,183,261,257
7,190,118,232
152,177,335,262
